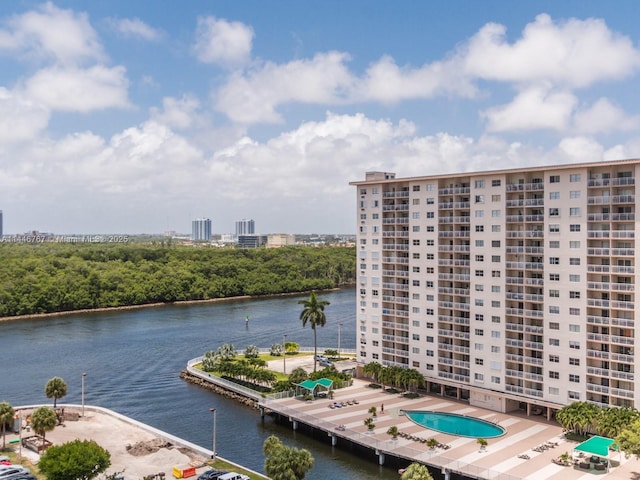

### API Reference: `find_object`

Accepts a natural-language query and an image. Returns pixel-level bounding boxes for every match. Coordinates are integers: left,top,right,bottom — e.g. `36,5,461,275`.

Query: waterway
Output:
0,288,399,480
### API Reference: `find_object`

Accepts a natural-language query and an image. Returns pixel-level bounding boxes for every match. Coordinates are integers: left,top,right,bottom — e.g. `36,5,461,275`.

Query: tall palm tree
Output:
0,401,14,450
45,377,67,408
400,462,434,480
298,292,330,372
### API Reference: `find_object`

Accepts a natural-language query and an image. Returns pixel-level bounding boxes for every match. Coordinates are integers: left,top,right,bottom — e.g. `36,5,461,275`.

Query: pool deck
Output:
261,379,639,480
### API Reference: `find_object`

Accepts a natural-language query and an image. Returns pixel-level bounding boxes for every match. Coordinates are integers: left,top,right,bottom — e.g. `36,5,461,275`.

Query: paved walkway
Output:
264,379,639,480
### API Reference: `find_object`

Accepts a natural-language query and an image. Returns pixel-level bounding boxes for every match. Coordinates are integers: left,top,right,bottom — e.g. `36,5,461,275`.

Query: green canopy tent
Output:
294,378,334,398
573,436,619,472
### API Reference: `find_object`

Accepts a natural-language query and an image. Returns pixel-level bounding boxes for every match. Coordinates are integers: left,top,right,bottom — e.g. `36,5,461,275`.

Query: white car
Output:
0,467,30,479
217,473,249,480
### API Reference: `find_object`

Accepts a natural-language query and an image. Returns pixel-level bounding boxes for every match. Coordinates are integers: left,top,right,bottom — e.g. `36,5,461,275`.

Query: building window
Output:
412,185,420,191
492,179,501,187
491,316,501,323
491,300,500,307
491,331,500,339
549,371,559,379
549,322,559,330
412,226,420,232
491,194,501,202
426,267,434,273
412,280,420,286
427,212,435,218
549,224,560,233
570,224,581,232
475,270,484,277
426,336,434,342
475,195,485,203
569,324,580,332
412,212,420,219
491,210,501,217
491,225,501,232
474,343,484,351
475,299,484,306
549,338,560,346
426,239,434,246
412,198,420,205
549,241,559,248
426,253,434,260
570,291,580,298
570,207,581,217
413,239,420,246
568,391,580,400
549,289,559,298
476,255,484,262
491,285,500,293
569,358,580,366
549,306,560,314
569,341,580,349
492,270,501,278
475,240,484,247
569,274,580,282
549,208,560,216
412,307,420,314
569,258,581,266
412,266,420,273
491,345,500,353
426,184,434,191
569,308,580,316
475,358,484,365
426,309,434,315
549,191,560,199
426,281,434,288
570,173,581,183
476,314,484,321
475,329,484,336
549,175,560,183
549,273,560,281
426,350,434,357
426,226,435,232
492,376,501,384
475,284,484,291
426,197,435,204
569,374,580,382
474,373,484,382
549,354,559,362
569,241,580,248
549,387,559,395
475,225,484,232
475,180,485,188
570,190,581,199
549,257,560,265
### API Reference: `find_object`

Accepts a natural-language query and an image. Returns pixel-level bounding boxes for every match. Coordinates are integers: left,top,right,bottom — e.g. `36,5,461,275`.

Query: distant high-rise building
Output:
0,210,3,237
235,219,255,236
192,218,212,241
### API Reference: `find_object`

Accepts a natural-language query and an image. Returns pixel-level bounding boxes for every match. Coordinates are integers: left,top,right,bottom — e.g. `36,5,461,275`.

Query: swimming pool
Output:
404,411,506,438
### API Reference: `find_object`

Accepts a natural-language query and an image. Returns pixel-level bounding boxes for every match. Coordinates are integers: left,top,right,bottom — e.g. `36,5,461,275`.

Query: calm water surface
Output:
0,288,398,480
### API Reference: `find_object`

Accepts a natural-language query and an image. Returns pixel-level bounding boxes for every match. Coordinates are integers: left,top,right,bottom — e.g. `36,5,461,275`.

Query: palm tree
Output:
400,462,434,480
298,292,330,372
362,361,382,383
387,425,399,440
31,406,57,450
364,417,375,432
45,377,67,408
263,434,314,479
0,402,14,450
477,438,488,450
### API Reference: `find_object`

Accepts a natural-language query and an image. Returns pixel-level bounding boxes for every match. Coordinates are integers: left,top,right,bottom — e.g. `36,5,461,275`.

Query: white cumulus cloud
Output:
482,86,577,132
24,65,130,112
0,88,50,144
0,1,104,65
107,17,162,41
462,13,640,88
192,16,253,67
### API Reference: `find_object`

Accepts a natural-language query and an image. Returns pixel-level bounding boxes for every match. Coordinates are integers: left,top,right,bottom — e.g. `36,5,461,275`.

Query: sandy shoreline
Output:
0,287,345,324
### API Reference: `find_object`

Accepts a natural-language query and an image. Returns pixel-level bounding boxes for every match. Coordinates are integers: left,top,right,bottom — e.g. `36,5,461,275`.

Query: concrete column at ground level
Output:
457,388,461,400
259,406,265,417
330,434,337,446
376,451,385,465
292,420,298,430
440,384,445,396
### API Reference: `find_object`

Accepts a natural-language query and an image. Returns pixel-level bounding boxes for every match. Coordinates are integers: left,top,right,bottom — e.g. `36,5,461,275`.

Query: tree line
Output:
0,244,355,317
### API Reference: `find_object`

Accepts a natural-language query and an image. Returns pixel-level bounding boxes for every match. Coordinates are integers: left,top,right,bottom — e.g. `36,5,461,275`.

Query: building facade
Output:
192,218,212,241
351,159,639,413
267,233,296,248
0,209,3,237
235,219,255,236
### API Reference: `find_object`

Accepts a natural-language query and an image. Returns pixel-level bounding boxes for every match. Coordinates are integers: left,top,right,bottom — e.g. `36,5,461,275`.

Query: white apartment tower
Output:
351,159,639,414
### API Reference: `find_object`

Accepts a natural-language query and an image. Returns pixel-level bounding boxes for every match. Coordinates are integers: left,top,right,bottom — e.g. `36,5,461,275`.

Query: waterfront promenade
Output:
8,406,266,480
261,378,639,480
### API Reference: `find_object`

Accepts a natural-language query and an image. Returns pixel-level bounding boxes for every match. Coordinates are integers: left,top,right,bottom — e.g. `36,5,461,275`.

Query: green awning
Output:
574,436,616,458
295,378,334,393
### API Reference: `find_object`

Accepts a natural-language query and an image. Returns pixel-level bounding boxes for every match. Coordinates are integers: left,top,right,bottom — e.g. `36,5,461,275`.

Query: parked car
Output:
217,473,249,480
3,473,36,480
0,467,30,479
319,358,333,367
197,470,227,480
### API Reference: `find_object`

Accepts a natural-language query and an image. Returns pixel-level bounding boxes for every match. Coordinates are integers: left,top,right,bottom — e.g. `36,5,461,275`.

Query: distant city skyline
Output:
1,2,639,234
191,217,212,241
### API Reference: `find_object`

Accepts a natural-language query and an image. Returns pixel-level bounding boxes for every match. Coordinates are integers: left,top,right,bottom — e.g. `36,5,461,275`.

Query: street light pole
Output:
209,408,217,462
81,372,87,417
338,323,343,359
283,334,287,374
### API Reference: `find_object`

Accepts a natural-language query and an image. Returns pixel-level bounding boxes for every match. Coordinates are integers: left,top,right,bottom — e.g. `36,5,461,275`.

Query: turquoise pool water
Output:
404,411,506,438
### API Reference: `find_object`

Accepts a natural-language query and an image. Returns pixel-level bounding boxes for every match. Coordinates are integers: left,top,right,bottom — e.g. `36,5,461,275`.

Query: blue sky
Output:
1,1,640,234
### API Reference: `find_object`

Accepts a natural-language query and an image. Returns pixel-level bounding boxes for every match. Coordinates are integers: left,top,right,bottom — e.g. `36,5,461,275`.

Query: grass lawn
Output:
208,457,265,479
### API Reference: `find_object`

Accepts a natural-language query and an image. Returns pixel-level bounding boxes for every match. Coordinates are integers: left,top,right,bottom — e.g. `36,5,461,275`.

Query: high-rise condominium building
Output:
192,218,212,241
0,209,3,237
351,159,639,414
235,219,255,236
